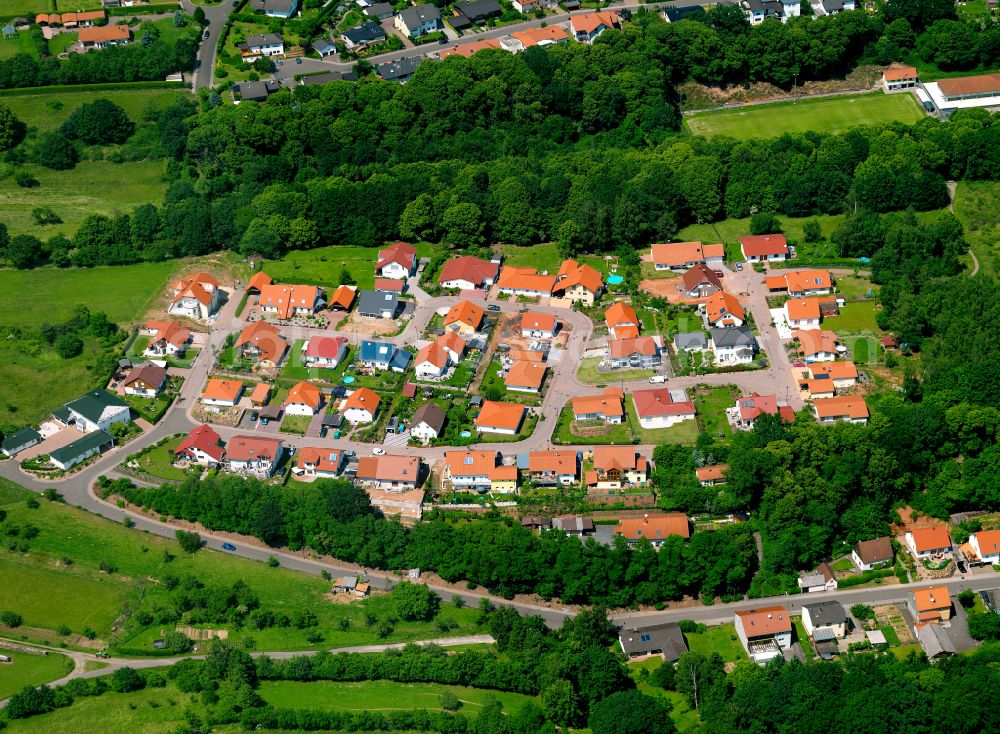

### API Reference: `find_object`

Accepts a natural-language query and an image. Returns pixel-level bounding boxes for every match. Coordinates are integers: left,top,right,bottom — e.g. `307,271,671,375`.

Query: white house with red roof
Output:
225,435,284,477
631,387,696,429
969,530,1000,565
730,393,795,430
521,312,558,339
168,273,223,320
571,11,619,43
174,425,225,467
295,447,345,479
438,256,499,290
414,341,452,380
303,336,348,368
376,242,417,279
739,234,789,263
142,321,191,356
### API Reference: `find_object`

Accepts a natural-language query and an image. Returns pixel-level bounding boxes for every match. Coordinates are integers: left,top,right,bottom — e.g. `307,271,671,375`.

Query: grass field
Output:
694,386,735,440
500,242,564,275
0,87,192,134
684,93,925,139
258,680,537,713
684,623,747,663
824,302,879,334
0,651,74,701
0,30,36,59
0,1,50,20
625,397,700,445
0,159,169,238
133,437,190,481
953,180,1000,279
0,481,480,650
263,243,434,291
628,658,700,731
577,357,654,385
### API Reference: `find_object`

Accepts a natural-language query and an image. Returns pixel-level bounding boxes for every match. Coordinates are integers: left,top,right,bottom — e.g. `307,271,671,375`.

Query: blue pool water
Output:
459,431,472,438
607,274,624,285
342,376,356,384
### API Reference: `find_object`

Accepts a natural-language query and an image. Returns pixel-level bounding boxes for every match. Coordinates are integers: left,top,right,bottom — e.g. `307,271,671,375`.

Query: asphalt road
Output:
183,0,238,91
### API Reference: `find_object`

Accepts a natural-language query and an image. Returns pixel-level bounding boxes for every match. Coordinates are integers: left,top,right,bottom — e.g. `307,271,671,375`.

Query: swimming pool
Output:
607,274,624,285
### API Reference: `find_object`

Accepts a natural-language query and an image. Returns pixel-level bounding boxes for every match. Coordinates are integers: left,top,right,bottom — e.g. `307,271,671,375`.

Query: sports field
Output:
685,93,925,139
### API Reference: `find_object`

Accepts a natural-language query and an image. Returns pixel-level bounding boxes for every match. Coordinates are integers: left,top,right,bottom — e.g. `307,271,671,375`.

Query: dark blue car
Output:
222,543,236,552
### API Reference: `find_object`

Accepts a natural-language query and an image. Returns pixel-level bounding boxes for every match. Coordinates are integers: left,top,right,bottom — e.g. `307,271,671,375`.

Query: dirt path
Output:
948,180,979,277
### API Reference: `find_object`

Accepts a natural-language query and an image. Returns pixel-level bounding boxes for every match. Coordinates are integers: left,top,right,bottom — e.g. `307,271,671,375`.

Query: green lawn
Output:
684,93,925,139
500,242,563,275
280,413,312,435
953,179,1000,279
0,86,192,133
823,301,879,335
0,159,169,238
793,619,815,660
684,623,747,663
263,243,434,291
0,29,37,59
835,274,878,302
880,625,901,646
625,395,700,445
0,1,51,20
694,386,734,441
553,405,634,445
133,437,191,481
628,659,700,731
0,651,74,701
47,31,77,55
577,357,654,385
258,680,537,713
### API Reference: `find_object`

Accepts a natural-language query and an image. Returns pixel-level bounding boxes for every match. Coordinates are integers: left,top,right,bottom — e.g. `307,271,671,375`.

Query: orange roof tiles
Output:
972,530,1000,558
226,435,282,463
740,234,789,257
79,24,131,44
571,391,625,419
528,450,578,475
632,388,696,418
508,349,545,363
235,321,286,362
765,275,788,291
651,242,724,268
297,447,343,474
439,38,502,58
522,312,557,333
794,329,839,357
617,513,690,541
910,526,952,553
572,11,619,34
342,387,381,414
258,284,321,320
286,381,321,410
883,66,918,81
475,401,526,432
329,285,357,310
912,586,951,613
784,269,832,293
605,302,639,333
553,259,603,295
445,300,485,330
416,341,450,370
356,455,420,483
202,378,243,403
246,271,273,291
497,266,557,293
608,336,658,359
505,361,546,390
437,330,466,356
937,73,1000,97
446,450,501,477
786,298,822,322
696,465,728,482
705,291,745,325
813,395,869,420
249,382,272,405
593,446,645,473
809,361,858,382
147,320,190,347
512,25,569,47
736,606,792,636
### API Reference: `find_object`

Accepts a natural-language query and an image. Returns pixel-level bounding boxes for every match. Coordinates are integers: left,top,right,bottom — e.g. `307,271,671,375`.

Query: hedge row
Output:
0,81,187,97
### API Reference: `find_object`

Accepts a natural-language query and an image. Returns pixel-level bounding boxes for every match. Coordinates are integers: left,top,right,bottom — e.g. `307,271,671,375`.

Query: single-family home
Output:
618,622,688,661
375,241,417,279
364,2,394,20
225,435,284,477
303,336,348,369
710,326,756,366
1,428,41,458
909,586,952,623
505,361,546,393
445,450,517,493
521,312,557,339
410,402,446,444
781,270,833,297
801,601,848,641
122,362,167,398
250,0,300,18
438,256,499,290
731,393,795,430
696,464,728,486
798,563,838,593
739,233,789,262
355,455,421,490
571,11,619,43
851,537,893,571
414,341,451,380
238,33,285,62
475,401,526,435
394,4,442,38
439,330,468,363
822,0,856,14
235,79,282,104
201,379,243,408
257,284,324,320
359,340,411,372
235,321,287,367
969,530,1000,565
605,302,640,339
496,266,557,298
704,291,746,328
454,0,502,23
296,447,345,479
511,0,558,12
79,24,131,49
607,336,661,370
807,361,858,390
784,298,822,331
651,241,725,272
905,526,952,560
588,447,649,490
682,264,723,299
48,430,114,470
813,395,869,424
341,387,381,424
527,450,579,486
632,388,696,429
357,290,401,319
444,300,485,335
245,272,273,295
552,516,595,536
571,388,625,424
341,22,385,51
794,329,840,362
329,285,357,312
616,513,690,547
375,57,421,83
168,272,223,320
175,424,225,467
284,381,322,416
740,0,800,26
915,622,956,660
551,259,604,305
882,65,918,91
506,24,568,50
673,331,708,353
60,390,131,433
734,606,793,664
143,321,191,357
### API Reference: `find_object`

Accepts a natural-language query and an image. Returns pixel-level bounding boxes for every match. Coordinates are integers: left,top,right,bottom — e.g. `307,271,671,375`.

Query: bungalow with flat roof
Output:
734,606,792,664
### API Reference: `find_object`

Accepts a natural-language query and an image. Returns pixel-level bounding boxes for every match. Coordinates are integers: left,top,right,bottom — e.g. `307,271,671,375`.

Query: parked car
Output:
296,57,302,64
250,411,259,422
203,30,210,40
373,448,385,455
735,262,743,271
649,375,667,384
488,304,501,312
222,543,236,552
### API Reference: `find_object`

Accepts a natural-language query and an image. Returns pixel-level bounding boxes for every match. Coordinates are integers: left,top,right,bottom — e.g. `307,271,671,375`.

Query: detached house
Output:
225,435,283,477
376,241,417,279
632,388,696,429
48,430,114,470
122,362,167,398
704,291,746,328
731,393,794,430
445,450,517,494
619,622,688,662
414,341,452,380
909,586,952,623
905,526,952,560
570,11,619,43
59,390,130,433
79,24,131,49
295,447,345,479
798,563,838,593
587,447,649,490
696,464,728,486
794,329,841,362
303,336,348,369
776,270,833,297
355,455,421,490
551,259,604,305
682,264,722,299
175,424,224,467
238,33,284,62
394,4,442,38
521,312,557,339
527,450,579,486
605,302,640,339
571,388,625,424
785,298,822,331
341,22,385,51
359,340,411,372
284,381,322,416
969,530,1000,565
341,387,381,424
801,601,848,641
475,400,526,435
608,336,661,370
739,234,789,263
201,379,243,408
251,0,300,18
813,396,869,424
741,0,800,26
651,241,725,272
257,284,324,320
616,513,690,547
444,300,485,335
851,537,893,571
883,65,918,91
505,361,546,393
438,256,498,291
735,606,793,664
143,321,191,357
507,24,568,49
497,266,557,299
710,326,756,366
235,321,287,367
168,272,222,320
410,402,446,444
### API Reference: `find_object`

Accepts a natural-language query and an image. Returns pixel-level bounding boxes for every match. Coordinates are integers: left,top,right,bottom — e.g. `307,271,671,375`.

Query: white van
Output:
649,375,667,384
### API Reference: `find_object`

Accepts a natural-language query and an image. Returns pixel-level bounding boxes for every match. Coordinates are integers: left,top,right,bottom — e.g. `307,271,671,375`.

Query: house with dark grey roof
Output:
710,326,756,365
61,391,130,433
359,340,410,372
618,622,688,661
342,22,386,50
673,331,708,353
49,430,114,470
802,601,848,640
358,290,401,319
301,70,359,85
250,0,300,18
376,56,421,82
364,2,393,19
238,33,285,61
454,0,502,21
394,4,441,37
551,516,594,536
312,38,337,57
2,428,41,458
915,623,956,660
235,79,282,103
410,402,446,444
661,4,706,22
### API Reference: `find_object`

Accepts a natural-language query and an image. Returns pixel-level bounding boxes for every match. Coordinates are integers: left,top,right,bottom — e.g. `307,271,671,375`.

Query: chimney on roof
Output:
767,614,773,619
